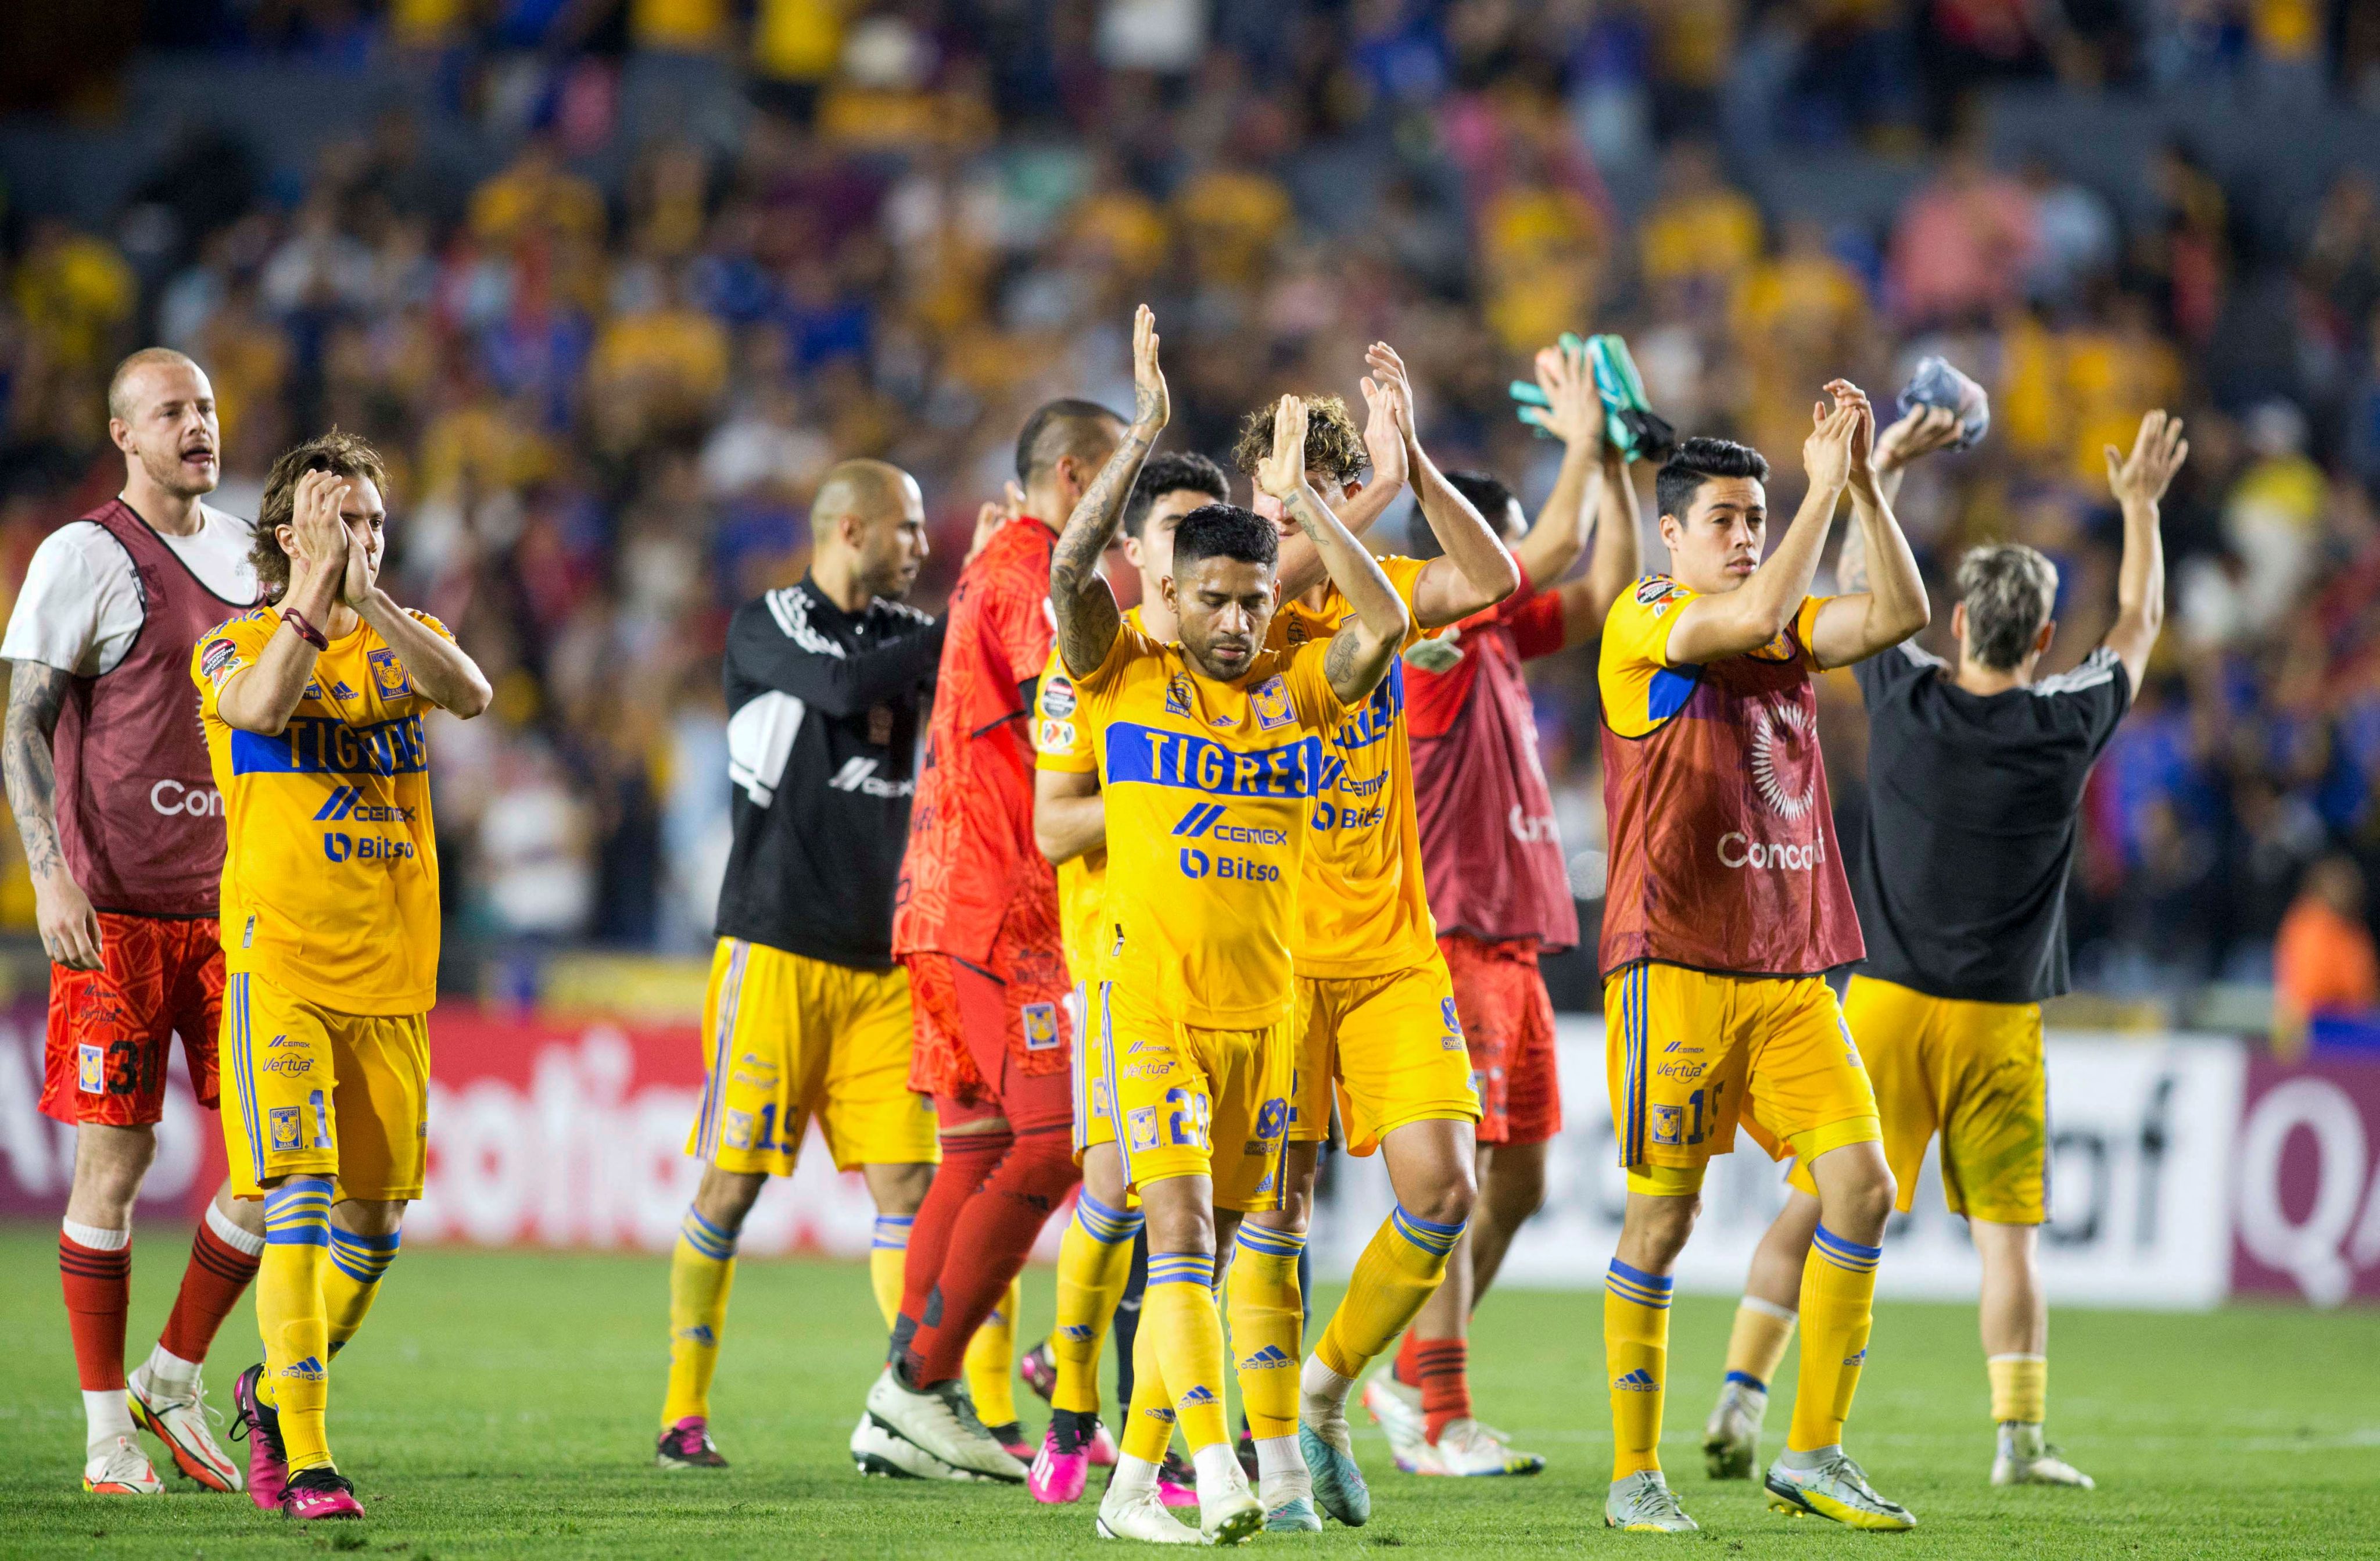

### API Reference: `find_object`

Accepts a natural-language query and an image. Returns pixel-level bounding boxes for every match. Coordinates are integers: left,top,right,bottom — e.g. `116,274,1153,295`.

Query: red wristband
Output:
281,607,328,651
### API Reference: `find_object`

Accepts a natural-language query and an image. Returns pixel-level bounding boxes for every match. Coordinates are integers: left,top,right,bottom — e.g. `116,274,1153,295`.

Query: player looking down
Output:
5,348,268,1497
1229,343,1521,1530
1594,384,1929,1534
1701,407,2186,1493
199,432,491,1521
654,459,944,1473
1366,334,1641,1476
1026,449,1230,1509
1052,309,1411,1545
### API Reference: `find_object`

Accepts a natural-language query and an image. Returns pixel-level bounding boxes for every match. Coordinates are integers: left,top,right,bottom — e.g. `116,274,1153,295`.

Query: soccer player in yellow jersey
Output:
1048,307,1410,1545
1227,348,1522,1526
1026,450,1227,1508
192,434,491,1521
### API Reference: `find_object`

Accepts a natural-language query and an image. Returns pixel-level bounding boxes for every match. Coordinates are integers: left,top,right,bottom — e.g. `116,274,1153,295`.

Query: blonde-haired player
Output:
197,433,490,1521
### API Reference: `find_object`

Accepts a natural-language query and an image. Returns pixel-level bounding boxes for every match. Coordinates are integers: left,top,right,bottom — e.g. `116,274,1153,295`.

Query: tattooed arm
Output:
1051,305,1169,677
1253,395,1407,703
5,661,101,970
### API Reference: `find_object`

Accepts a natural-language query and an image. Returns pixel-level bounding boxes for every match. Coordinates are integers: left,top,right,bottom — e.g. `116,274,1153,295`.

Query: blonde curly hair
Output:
1231,393,1367,485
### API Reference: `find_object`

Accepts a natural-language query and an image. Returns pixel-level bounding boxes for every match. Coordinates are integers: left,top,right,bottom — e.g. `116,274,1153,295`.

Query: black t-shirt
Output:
1852,640,2131,1004
714,579,944,968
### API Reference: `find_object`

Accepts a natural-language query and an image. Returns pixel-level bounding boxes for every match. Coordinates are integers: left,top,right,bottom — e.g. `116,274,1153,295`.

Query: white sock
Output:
62,1218,130,1251
206,1200,266,1258
1256,1434,1309,1505
1191,1441,1247,1501
1299,1354,1355,1419
84,1388,135,1453
141,1342,202,1397
1109,1452,1160,1496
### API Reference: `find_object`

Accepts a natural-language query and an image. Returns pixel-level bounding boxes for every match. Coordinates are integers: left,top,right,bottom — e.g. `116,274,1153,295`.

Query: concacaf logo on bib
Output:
1748,700,1817,819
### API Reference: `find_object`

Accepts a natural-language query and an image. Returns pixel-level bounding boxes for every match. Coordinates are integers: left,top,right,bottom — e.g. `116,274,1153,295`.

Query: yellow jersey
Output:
192,607,451,1016
1264,555,1436,979
1073,621,1347,1027
1033,606,1141,986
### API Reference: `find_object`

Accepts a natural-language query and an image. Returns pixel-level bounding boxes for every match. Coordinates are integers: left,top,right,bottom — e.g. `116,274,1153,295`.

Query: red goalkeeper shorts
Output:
41,912,224,1127
1438,933,1562,1147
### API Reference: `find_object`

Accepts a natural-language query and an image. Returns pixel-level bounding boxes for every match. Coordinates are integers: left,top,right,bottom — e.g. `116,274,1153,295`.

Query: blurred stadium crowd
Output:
2,1,2379,1009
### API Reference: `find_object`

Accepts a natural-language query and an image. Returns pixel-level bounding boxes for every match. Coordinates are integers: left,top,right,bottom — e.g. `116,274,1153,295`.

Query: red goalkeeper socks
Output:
906,1129,1080,1387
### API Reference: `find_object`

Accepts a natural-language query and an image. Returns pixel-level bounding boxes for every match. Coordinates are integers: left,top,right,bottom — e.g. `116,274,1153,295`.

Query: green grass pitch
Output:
2,1228,2376,1558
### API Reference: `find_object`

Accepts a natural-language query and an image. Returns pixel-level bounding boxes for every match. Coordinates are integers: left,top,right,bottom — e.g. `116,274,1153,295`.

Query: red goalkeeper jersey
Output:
892,515,1063,968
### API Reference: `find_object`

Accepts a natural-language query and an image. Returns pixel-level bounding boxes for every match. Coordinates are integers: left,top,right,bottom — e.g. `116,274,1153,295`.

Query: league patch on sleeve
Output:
1041,675,1077,718
1634,576,1684,607
1036,717,1077,753
200,637,245,687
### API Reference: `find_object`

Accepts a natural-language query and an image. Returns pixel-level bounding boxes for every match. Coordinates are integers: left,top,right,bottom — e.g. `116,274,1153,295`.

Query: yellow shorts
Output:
1815,973,2046,1223
1099,981,1291,1213
686,939,939,1176
1289,961,1481,1157
1605,960,1879,1195
1072,982,1120,1158
220,971,428,1201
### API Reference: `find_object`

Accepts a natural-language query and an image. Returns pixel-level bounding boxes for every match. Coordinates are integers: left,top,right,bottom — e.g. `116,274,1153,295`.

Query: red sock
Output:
59,1230,131,1391
895,1127,1013,1351
1406,1336,1470,1445
159,1212,263,1364
908,1129,1080,1386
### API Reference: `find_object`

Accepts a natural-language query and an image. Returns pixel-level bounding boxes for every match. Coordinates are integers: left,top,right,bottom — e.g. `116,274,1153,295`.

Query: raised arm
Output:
1512,337,1600,590
218,470,351,736
1276,352,1408,600
1663,396,1861,666
1370,342,1519,628
1871,402,1963,510
1034,767,1105,864
1051,305,1167,676
1809,380,1931,668
1560,439,1641,647
1256,395,1408,703
2101,409,2187,693
4,661,99,969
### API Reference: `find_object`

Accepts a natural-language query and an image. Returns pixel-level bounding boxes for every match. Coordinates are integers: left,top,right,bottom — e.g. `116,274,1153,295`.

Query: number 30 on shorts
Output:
1127,1087,1211,1153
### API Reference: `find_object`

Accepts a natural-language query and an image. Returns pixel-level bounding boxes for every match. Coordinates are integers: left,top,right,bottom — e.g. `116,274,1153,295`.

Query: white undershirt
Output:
1,502,257,676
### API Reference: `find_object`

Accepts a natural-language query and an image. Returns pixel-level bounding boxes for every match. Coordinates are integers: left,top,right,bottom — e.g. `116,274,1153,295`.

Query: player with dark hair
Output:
202,431,491,1520
3,347,268,1497
1361,336,1640,1476
654,459,945,1474
1225,347,1521,1530
1701,407,2185,1492
1048,308,1411,1544
1594,385,1930,1534
868,394,1129,1481
1023,447,1230,1507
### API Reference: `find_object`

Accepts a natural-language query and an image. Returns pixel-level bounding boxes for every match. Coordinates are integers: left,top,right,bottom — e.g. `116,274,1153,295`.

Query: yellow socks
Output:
1228,1224,1304,1440
1144,1251,1228,1452
1314,1205,1465,1381
963,1276,1023,1430
661,1207,737,1428
1988,1354,2046,1424
1603,1258,1671,1478
1120,1312,1175,1465
323,1227,400,1357
1052,1191,1143,1413
1722,1295,1797,1393
1788,1226,1880,1452
259,1177,335,1473
869,1215,912,1331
